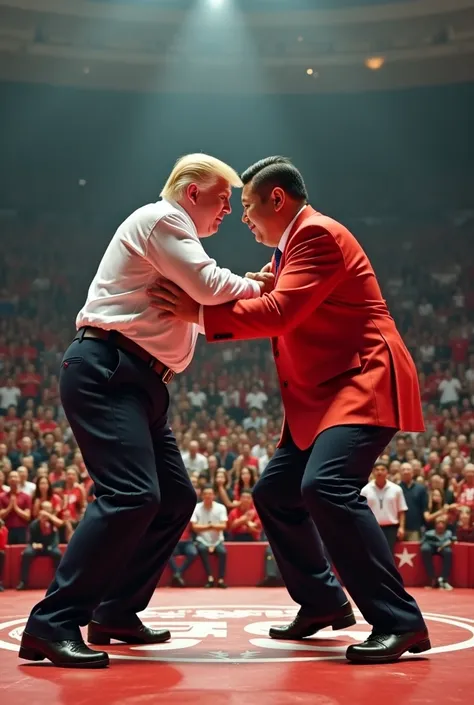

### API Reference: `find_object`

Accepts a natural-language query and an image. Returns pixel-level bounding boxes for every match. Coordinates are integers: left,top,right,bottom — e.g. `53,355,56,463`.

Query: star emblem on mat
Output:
395,547,417,567
240,651,260,659
208,651,231,660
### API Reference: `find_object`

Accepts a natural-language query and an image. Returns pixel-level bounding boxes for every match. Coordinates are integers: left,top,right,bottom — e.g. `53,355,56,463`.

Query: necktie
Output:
274,247,282,273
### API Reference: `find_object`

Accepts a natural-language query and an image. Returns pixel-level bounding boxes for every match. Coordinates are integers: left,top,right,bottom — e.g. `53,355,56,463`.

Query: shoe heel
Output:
332,613,357,631
408,638,431,654
19,647,45,661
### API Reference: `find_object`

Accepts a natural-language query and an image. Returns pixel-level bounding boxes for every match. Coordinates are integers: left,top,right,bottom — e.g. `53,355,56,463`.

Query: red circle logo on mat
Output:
1,605,474,662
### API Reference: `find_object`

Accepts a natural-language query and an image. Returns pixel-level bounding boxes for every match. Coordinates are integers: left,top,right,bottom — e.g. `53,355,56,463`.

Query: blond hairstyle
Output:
160,153,242,200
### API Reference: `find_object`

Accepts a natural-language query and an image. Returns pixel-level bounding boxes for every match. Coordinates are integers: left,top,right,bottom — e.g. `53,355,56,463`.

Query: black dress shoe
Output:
269,601,356,640
87,621,171,646
171,574,186,587
346,629,431,663
19,631,109,668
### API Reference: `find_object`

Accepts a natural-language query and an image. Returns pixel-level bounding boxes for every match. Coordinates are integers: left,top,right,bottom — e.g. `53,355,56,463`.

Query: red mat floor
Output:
1,587,473,705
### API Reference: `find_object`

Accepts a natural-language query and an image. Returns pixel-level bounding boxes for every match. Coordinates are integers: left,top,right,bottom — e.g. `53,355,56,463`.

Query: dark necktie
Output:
274,247,282,273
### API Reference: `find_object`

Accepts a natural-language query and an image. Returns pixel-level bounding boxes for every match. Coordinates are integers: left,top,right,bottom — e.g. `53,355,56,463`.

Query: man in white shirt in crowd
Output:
245,383,268,411
361,462,407,553
181,440,209,476
438,370,462,408
251,433,269,460
20,153,273,669
191,486,228,588
17,466,36,498
187,382,207,410
0,378,21,414
222,383,240,410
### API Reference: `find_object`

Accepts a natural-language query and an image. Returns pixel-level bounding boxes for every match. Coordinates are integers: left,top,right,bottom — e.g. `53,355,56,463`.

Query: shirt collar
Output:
277,205,307,253
162,198,198,237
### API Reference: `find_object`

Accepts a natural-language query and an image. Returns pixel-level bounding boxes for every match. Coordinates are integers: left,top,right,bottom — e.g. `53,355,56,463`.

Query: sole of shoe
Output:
270,612,357,640
346,637,432,664
19,646,109,668
88,631,171,646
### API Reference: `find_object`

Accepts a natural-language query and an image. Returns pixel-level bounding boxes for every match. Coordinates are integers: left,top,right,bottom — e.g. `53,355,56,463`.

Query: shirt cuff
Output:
249,278,262,298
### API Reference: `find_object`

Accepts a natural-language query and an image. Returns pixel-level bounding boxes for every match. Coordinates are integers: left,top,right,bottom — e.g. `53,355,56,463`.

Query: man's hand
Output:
245,271,275,294
397,527,405,541
147,279,200,323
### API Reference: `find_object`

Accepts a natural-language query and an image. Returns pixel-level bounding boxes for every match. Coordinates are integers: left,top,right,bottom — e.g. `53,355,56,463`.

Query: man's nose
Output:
242,212,249,224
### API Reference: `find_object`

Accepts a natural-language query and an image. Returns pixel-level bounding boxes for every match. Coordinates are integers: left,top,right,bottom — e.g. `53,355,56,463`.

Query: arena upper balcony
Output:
0,0,473,93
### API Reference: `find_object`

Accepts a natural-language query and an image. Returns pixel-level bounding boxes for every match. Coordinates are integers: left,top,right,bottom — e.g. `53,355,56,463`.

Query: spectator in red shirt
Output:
60,467,86,525
427,362,444,394
37,407,58,435
3,405,21,428
0,469,32,543
238,443,259,472
0,518,7,590
16,338,38,363
450,333,469,364
48,454,66,485
227,490,262,541
17,363,42,401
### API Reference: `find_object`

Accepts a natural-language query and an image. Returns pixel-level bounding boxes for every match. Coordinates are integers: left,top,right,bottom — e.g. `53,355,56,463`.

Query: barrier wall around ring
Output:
2,542,474,590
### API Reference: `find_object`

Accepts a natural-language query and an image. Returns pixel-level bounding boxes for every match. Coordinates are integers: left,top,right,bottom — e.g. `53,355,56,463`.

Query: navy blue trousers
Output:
252,424,425,633
26,337,196,641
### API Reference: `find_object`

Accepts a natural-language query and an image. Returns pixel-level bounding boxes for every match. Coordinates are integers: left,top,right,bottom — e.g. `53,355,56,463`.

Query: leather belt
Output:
76,327,176,385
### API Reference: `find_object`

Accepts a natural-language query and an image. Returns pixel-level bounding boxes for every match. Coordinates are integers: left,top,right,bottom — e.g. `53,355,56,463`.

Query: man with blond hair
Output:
20,154,273,669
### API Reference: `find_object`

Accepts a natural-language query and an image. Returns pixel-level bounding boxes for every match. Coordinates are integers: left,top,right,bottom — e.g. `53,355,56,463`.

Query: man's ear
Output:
186,183,199,205
271,187,285,212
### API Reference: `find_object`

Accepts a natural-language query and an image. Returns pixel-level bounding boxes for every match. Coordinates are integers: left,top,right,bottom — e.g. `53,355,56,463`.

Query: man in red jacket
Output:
148,156,429,663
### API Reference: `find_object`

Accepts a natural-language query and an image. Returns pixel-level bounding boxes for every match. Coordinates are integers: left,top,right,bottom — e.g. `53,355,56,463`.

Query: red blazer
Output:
203,206,424,450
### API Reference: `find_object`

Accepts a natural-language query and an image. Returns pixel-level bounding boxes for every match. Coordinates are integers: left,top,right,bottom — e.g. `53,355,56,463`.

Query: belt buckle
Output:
161,368,175,385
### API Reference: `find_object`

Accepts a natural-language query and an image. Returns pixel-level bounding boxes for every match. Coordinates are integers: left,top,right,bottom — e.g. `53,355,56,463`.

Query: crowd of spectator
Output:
0,218,474,590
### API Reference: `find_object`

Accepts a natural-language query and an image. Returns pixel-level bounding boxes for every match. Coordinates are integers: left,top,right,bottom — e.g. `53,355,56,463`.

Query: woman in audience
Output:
213,468,238,511
32,476,62,519
233,465,257,502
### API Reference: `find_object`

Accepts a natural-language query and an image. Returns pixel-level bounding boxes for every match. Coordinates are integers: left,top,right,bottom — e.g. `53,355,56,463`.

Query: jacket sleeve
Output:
203,226,345,341
146,214,261,305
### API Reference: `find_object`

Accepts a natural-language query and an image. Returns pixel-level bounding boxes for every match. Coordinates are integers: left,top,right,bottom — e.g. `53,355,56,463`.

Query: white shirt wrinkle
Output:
77,198,260,372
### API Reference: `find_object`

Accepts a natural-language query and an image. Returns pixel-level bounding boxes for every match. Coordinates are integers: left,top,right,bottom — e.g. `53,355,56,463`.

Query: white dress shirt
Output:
181,451,209,475
277,205,308,254
192,501,228,547
361,480,408,526
76,199,261,372
0,386,21,409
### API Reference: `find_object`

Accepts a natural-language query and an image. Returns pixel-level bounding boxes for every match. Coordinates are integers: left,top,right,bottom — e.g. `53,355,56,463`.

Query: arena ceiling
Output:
0,0,473,93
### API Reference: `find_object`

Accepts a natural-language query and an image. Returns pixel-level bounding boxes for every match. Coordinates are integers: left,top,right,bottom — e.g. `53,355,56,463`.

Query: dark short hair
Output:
373,461,388,470
241,156,308,202
202,484,214,492
240,489,253,498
